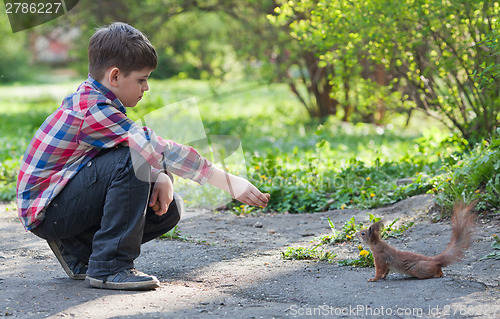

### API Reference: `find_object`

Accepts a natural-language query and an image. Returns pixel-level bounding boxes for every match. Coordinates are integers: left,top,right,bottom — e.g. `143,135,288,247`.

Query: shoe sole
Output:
47,240,87,280
86,276,160,290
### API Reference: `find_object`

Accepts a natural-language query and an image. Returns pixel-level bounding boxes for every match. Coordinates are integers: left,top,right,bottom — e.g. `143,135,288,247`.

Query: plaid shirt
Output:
17,76,213,231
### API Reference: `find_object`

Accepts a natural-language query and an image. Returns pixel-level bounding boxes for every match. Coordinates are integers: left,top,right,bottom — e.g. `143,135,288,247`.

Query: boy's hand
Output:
149,172,173,216
207,167,270,207
231,176,270,207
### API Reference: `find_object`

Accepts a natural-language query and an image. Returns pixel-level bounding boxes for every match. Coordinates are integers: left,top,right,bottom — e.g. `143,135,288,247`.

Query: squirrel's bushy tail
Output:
433,200,476,267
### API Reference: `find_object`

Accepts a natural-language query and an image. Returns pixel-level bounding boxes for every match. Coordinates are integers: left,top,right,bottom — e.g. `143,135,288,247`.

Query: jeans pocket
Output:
49,160,97,210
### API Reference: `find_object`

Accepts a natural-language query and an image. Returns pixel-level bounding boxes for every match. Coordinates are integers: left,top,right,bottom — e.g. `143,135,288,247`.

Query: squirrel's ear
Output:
370,221,383,234
376,221,384,230
368,223,378,237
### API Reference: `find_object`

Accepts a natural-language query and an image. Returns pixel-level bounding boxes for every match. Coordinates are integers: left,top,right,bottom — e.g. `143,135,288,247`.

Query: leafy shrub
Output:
433,128,500,214
479,234,500,261
242,125,453,214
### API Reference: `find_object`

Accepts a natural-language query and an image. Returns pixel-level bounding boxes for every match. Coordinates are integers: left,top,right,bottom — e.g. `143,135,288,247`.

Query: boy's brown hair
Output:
88,22,157,81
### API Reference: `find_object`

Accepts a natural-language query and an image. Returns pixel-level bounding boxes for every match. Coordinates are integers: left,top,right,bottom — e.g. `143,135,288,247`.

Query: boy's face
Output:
113,68,153,108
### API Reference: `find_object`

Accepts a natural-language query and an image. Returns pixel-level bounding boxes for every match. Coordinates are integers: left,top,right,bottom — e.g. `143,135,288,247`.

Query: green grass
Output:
0,77,498,215
338,245,375,268
159,225,188,241
281,246,336,262
280,215,414,266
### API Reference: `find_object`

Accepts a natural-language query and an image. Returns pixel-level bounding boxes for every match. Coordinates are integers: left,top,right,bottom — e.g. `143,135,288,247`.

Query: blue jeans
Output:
31,146,181,277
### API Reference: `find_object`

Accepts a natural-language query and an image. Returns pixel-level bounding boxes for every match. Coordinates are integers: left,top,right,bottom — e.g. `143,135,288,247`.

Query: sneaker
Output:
86,268,160,290
47,240,88,280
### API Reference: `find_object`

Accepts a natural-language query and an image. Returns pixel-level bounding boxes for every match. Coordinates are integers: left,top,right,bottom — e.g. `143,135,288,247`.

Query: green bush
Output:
243,125,454,214
433,128,500,214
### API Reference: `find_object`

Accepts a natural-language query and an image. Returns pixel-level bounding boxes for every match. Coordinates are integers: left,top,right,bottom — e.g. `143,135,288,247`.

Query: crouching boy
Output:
16,22,269,291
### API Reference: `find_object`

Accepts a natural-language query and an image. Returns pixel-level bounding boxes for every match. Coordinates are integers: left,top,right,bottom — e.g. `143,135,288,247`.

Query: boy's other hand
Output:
149,172,173,216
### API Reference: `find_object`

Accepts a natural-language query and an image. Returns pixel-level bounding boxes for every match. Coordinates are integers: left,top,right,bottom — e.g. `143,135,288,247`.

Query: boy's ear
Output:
107,67,120,87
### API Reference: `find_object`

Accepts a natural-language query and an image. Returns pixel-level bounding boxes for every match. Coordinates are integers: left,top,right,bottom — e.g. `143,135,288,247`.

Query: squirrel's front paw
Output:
367,278,379,282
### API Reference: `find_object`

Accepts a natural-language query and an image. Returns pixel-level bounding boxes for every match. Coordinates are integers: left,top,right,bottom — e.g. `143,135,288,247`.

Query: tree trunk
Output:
374,64,387,124
302,51,338,120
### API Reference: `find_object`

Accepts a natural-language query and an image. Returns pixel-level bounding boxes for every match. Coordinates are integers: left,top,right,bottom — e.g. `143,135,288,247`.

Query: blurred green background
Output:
0,0,499,214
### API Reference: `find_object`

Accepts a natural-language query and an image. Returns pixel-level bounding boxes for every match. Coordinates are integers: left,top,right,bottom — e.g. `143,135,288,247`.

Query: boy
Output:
16,22,269,291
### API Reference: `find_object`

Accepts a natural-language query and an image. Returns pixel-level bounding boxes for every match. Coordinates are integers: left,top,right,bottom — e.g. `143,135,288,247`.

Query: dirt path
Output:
0,195,498,318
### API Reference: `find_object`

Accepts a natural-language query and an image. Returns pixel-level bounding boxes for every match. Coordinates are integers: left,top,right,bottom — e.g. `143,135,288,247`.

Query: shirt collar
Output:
86,75,127,114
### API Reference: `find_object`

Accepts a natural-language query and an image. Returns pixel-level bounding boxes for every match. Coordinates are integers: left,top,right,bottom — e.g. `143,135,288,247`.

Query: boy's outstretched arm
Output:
207,167,269,208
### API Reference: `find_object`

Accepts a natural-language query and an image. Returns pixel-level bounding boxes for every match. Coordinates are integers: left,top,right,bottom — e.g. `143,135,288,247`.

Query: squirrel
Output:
357,201,477,282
